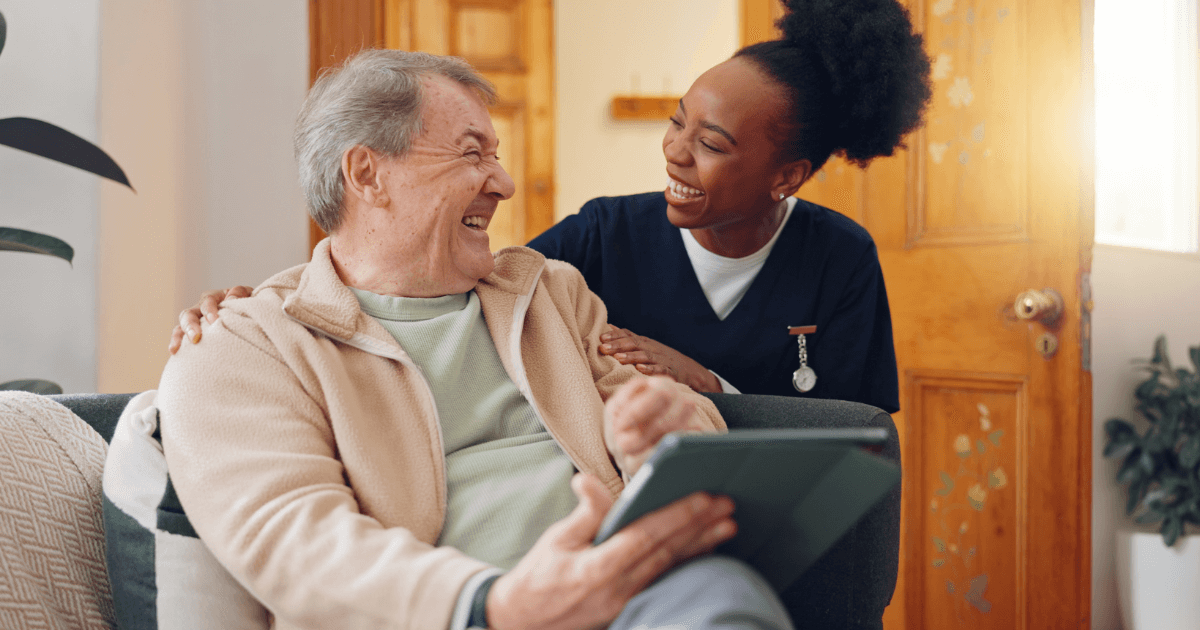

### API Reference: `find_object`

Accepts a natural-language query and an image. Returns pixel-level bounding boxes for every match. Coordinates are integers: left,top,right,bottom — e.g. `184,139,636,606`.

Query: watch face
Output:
792,366,817,393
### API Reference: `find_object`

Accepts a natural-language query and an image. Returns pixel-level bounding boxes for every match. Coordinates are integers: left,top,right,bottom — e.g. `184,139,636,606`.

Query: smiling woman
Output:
528,0,931,412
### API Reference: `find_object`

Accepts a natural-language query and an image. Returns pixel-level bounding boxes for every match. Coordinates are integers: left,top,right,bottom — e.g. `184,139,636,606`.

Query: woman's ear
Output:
772,159,813,201
342,145,389,208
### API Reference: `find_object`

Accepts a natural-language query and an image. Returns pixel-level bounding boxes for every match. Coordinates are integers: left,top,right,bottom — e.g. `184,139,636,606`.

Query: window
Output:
1095,0,1200,253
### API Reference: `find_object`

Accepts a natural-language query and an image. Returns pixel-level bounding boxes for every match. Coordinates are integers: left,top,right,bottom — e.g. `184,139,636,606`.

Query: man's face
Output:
374,74,515,296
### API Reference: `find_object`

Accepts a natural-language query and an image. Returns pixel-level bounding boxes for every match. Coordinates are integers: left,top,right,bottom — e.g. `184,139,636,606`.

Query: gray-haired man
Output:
159,49,792,630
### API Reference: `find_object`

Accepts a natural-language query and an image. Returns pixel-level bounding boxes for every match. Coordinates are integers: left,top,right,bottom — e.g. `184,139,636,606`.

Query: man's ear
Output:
771,159,813,201
342,145,389,208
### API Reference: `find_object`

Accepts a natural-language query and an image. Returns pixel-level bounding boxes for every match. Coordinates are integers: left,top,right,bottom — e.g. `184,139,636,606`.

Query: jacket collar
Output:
281,239,547,341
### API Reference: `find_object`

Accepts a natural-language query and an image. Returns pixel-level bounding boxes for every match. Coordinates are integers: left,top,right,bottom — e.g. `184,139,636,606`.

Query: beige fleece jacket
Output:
157,239,724,630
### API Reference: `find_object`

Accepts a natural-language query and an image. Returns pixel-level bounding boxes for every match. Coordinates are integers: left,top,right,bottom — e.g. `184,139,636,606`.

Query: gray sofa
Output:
0,391,899,629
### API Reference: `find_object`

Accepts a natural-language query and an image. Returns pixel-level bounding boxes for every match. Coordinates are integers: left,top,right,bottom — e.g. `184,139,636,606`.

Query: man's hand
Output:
600,326,721,393
487,473,736,630
168,285,253,354
604,376,708,478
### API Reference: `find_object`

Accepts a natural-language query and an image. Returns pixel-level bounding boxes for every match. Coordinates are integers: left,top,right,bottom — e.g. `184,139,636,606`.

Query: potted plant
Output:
0,9,133,393
1104,335,1200,630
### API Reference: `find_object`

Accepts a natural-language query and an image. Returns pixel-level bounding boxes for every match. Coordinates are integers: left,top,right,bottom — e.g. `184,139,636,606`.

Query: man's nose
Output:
487,163,516,200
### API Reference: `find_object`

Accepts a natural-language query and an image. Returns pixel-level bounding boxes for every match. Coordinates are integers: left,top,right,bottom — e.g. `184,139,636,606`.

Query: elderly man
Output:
159,49,792,630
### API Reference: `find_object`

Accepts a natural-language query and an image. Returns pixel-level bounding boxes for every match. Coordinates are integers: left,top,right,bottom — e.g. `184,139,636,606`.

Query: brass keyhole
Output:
1036,332,1058,358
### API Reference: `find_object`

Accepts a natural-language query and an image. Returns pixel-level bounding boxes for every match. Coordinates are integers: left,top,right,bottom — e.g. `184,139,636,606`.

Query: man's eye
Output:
700,141,721,152
669,117,683,127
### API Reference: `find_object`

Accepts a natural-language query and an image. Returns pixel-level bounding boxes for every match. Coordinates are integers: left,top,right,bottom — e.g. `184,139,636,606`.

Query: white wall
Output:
97,0,308,393
554,0,739,220
1091,245,1200,629
0,0,101,393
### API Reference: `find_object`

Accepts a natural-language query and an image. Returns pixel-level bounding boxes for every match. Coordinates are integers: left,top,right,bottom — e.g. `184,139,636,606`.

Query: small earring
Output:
778,193,786,200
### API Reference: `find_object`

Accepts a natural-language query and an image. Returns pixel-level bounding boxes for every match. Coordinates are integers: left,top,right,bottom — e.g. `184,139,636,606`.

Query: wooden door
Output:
744,1,1093,629
308,0,554,252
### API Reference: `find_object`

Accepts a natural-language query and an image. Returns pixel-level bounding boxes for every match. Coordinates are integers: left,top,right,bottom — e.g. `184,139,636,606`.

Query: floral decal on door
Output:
929,402,1008,614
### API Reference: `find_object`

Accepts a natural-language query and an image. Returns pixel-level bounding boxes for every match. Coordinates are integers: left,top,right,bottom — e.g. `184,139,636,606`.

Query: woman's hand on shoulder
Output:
599,326,721,394
168,286,254,354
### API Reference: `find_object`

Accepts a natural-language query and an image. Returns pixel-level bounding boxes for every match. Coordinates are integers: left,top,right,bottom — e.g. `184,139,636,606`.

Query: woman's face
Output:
661,57,798,231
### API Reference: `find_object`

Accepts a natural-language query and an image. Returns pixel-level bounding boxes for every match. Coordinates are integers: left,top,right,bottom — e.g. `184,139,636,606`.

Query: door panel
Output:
744,1,1093,628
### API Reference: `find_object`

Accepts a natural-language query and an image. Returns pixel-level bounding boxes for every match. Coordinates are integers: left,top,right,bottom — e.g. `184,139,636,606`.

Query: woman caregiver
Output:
171,0,931,413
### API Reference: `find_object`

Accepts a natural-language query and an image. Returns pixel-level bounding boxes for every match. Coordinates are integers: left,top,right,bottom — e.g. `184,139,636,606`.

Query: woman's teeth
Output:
668,179,705,199
462,216,489,230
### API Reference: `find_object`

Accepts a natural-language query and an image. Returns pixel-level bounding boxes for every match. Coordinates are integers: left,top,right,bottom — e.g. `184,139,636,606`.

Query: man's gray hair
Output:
295,49,497,233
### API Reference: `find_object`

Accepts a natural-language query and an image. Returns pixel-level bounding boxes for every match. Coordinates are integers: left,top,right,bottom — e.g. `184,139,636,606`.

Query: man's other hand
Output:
604,376,706,478
487,473,736,630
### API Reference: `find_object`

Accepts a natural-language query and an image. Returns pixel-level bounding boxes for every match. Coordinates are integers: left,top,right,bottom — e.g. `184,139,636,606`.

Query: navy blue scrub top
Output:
526,192,900,413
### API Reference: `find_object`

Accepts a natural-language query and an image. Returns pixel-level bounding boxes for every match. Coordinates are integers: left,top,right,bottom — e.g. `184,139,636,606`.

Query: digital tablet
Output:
592,428,899,591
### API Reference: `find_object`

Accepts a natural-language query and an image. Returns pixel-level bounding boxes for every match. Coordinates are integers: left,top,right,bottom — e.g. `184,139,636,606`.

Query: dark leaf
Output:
0,118,132,189
1104,441,1134,459
1153,336,1172,371
1144,487,1170,506
1117,451,1143,485
1190,345,1200,375
1136,509,1165,524
0,227,73,263
0,9,6,59
1137,378,1162,404
1105,418,1138,440
0,379,63,395
1126,477,1147,515
1163,516,1183,547
1181,435,1200,469
1139,451,1156,475
1104,419,1138,457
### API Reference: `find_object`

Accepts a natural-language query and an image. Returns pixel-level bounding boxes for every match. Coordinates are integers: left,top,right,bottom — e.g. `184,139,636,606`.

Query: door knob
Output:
1014,288,1063,326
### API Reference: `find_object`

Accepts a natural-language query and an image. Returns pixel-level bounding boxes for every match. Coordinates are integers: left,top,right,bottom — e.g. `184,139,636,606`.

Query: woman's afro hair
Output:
736,0,933,170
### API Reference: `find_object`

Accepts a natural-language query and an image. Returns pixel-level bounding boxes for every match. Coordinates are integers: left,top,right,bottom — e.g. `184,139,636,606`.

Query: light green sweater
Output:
351,288,578,570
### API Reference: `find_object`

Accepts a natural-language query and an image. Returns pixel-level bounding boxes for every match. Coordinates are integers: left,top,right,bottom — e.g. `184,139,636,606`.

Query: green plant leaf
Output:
0,227,73,264
1104,418,1138,457
1163,516,1183,547
1117,450,1144,485
1181,435,1200,469
1136,509,1165,524
1105,418,1137,440
932,536,946,552
1139,451,1156,475
976,439,986,454
1126,477,1147,515
0,118,133,189
1153,335,1173,372
0,379,63,395
988,429,1005,446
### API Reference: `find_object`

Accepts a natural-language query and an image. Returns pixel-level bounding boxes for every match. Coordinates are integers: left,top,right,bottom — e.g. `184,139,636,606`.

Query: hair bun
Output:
777,0,931,164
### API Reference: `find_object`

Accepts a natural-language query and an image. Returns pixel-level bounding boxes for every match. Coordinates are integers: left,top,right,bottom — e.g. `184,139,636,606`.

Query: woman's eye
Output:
700,141,722,153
